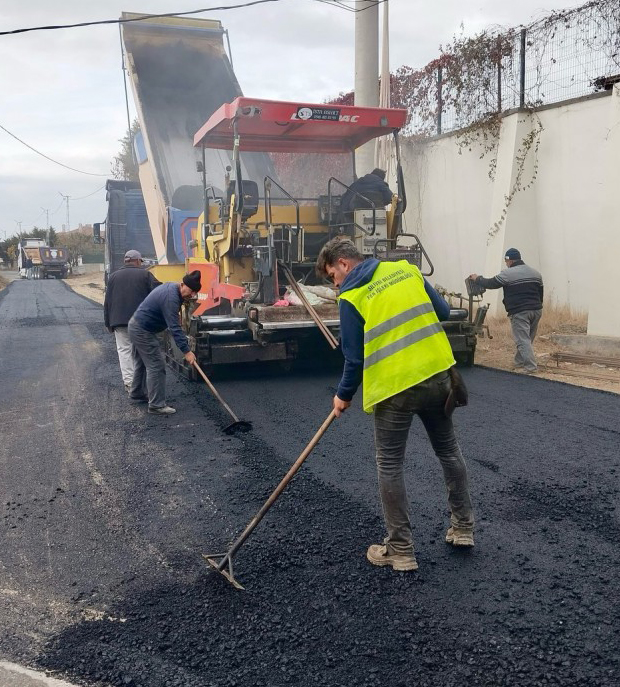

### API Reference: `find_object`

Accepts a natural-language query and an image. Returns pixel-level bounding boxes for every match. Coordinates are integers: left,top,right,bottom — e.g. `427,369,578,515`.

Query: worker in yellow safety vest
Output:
317,236,475,573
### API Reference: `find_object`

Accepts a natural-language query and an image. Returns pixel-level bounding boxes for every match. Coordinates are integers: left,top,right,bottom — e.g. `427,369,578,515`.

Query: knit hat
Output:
124,249,142,262
183,270,202,292
504,248,521,261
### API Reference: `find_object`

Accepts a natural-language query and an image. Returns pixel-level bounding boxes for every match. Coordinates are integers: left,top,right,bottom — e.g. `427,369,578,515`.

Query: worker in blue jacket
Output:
128,271,201,415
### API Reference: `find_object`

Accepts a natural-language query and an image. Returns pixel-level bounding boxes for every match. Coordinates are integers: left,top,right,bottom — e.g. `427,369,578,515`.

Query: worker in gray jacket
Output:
469,248,543,373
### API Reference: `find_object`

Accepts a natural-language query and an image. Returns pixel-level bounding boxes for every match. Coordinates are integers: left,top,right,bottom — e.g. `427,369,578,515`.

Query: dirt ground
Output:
64,271,620,396
475,313,620,395
63,272,105,305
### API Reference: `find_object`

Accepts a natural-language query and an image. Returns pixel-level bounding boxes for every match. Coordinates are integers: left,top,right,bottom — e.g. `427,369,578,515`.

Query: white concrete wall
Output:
586,84,620,337
401,90,616,325
401,134,492,297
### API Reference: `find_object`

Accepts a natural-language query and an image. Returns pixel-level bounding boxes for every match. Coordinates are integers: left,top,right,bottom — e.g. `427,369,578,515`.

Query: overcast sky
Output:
1,0,578,239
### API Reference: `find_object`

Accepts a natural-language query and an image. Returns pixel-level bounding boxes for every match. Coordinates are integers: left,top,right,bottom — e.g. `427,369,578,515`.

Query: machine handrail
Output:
372,233,435,277
204,184,225,234
264,176,301,236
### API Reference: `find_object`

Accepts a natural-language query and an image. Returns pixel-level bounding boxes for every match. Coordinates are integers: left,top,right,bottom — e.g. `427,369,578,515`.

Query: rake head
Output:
223,420,253,436
202,553,244,590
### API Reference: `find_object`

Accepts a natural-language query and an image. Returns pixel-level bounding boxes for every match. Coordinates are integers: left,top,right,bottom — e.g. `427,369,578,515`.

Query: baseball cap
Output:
504,248,521,261
124,250,142,261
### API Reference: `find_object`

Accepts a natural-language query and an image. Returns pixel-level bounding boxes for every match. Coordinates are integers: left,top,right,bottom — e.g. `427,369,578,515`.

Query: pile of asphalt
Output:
38,374,619,687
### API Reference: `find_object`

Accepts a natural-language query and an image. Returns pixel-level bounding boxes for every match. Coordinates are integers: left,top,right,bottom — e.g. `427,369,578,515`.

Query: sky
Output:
0,0,579,240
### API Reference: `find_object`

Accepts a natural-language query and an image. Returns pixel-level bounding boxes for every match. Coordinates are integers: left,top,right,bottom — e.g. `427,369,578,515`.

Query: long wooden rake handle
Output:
224,410,337,561
279,262,339,349
193,361,241,423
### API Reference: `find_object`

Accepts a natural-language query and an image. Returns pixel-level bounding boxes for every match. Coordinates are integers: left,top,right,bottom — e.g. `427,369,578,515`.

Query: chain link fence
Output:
402,0,620,136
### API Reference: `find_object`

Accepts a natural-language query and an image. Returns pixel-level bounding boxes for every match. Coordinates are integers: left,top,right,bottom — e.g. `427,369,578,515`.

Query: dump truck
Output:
94,180,157,285
18,238,69,279
120,12,274,269
119,14,486,376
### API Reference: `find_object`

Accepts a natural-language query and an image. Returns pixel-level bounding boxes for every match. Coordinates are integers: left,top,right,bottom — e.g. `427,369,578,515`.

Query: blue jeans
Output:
374,370,474,556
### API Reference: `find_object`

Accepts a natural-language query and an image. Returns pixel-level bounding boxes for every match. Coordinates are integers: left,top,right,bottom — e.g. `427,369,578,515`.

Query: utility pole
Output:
14,219,22,234
59,192,70,233
41,208,50,244
354,0,379,175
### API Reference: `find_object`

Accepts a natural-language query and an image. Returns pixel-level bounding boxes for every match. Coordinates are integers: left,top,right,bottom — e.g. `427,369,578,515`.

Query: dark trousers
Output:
374,370,474,556
128,318,166,409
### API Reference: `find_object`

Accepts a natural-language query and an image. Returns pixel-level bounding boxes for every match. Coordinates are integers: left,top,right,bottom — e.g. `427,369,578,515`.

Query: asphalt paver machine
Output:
162,97,485,374
172,98,402,372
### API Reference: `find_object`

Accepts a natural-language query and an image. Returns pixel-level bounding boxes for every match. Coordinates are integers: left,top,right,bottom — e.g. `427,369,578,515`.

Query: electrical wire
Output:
315,0,386,11
0,0,281,36
70,184,107,200
49,198,66,216
0,0,386,36
0,124,109,176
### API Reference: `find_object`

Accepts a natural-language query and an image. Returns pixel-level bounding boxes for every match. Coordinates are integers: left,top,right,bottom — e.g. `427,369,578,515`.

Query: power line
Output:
315,0,386,11
0,124,108,177
0,0,385,36
70,184,107,201
0,0,281,36
50,198,66,216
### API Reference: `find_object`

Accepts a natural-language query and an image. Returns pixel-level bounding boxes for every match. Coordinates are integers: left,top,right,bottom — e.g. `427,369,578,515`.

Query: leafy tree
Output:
29,226,58,247
61,228,98,266
111,118,140,181
6,245,16,268
0,236,19,265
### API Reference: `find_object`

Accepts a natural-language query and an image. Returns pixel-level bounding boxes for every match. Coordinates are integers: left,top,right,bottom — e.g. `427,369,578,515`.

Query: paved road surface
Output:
0,279,618,686
0,662,78,687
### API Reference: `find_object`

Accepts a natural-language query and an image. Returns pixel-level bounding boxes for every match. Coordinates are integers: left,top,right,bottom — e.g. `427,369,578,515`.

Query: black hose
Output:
248,272,264,303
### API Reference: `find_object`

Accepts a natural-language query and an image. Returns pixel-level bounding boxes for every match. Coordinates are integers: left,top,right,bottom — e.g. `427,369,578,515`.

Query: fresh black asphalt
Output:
0,279,618,686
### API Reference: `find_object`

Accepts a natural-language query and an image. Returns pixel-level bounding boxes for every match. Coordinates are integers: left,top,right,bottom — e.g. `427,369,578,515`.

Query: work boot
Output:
366,544,418,571
148,405,176,415
445,527,474,547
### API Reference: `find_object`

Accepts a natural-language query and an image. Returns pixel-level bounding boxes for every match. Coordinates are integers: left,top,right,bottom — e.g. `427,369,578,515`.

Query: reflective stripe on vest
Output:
339,260,455,412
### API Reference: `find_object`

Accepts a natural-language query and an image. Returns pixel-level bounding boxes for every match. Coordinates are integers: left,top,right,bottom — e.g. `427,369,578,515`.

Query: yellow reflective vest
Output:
339,260,455,412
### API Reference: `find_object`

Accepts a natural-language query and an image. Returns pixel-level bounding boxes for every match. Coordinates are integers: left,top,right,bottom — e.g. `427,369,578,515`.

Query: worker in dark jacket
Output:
340,168,394,233
104,250,161,391
469,247,543,373
317,236,474,574
24,256,34,280
341,168,393,212
128,270,202,415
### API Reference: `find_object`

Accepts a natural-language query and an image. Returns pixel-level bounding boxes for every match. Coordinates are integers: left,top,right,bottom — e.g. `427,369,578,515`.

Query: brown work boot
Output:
445,526,474,547
366,544,418,571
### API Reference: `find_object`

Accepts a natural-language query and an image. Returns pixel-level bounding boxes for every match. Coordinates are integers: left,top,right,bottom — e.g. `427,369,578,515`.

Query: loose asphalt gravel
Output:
0,278,618,687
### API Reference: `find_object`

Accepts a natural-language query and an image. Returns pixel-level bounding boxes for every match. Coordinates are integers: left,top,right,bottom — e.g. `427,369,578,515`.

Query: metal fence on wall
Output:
407,0,620,136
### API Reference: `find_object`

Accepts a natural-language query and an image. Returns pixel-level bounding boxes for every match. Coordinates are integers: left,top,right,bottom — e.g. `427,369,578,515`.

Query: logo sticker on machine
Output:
293,106,341,121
